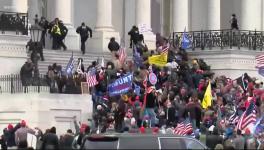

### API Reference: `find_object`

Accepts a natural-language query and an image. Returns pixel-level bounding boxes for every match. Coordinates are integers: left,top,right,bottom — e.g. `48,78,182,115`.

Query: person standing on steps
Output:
50,18,67,50
230,14,239,30
128,25,140,48
38,16,49,48
108,37,120,58
76,22,92,55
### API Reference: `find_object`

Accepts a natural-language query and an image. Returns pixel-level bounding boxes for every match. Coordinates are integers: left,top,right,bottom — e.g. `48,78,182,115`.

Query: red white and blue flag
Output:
118,47,127,64
174,119,193,136
256,54,264,77
256,54,264,68
86,71,98,87
236,101,257,131
228,108,240,125
160,44,169,55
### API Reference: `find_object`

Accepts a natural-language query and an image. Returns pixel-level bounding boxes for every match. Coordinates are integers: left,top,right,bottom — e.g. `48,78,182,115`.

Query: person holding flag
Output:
65,52,74,76
76,58,84,74
202,80,212,109
181,27,191,49
133,45,144,68
148,40,169,67
118,39,127,66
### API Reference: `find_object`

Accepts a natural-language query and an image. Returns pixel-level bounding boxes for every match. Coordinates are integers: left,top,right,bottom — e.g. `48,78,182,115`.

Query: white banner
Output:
138,23,151,34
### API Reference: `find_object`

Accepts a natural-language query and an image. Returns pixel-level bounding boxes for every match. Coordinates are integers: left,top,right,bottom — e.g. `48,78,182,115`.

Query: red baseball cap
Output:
7,124,13,130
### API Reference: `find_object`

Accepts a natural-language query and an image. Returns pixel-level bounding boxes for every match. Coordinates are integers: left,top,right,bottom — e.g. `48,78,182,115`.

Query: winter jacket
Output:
108,41,120,52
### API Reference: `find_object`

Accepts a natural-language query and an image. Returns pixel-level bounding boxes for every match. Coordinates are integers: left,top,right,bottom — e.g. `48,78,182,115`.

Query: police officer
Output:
76,22,92,54
38,16,49,48
51,18,67,50
128,25,140,48
230,14,239,30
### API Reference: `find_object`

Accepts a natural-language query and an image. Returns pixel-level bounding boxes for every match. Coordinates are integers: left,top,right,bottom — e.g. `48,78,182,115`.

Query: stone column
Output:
135,0,156,50
48,0,79,50
53,0,72,24
172,0,189,32
241,0,261,30
11,0,28,13
88,0,120,53
208,0,220,30
95,0,113,31
136,0,151,28
28,0,41,25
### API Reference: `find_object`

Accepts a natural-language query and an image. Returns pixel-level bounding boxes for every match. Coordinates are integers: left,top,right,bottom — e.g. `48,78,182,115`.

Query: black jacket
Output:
206,134,223,149
5,123,20,147
108,41,120,52
59,134,74,149
41,133,59,150
128,28,140,44
0,134,7,150
146,93,157,108
76,26,92,38
38,20,49,33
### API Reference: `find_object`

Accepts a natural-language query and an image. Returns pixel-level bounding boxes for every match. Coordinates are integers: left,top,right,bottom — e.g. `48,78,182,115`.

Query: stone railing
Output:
0,11,29,35
170,29,264,51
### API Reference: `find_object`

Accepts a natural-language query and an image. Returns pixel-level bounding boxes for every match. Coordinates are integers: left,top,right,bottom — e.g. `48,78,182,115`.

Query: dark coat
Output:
38,19,49,33
5,124,20,147
128,28,140,44
0,134,7,150
41,133,59,150
59,23,68,39
20,62,34,86
185,102,202,119
76,26,92,38
59,134,74,149
146,93,157,108
206,134,223,149
108,41,120,52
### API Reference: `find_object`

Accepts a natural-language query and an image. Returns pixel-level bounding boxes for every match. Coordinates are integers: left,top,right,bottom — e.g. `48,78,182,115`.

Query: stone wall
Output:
0,34,29,75
188,48,264,80
0,93,93,136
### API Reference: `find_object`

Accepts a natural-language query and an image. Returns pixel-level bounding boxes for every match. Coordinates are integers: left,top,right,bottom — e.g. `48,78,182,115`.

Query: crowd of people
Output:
7,19,264,149
0,118,91,149
36,26,264,149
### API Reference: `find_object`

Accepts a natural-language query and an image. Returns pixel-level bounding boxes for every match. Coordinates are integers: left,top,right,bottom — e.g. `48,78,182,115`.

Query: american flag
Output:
228,107,240,125
160,44,169,55
256,54,264,68
65,52,74,76
236,101,257,131
86,71,98,87
118,47,127,64
174,119,193,136
133,46,143,68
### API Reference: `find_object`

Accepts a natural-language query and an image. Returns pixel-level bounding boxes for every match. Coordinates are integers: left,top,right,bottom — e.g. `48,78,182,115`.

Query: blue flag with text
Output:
108,73,133,96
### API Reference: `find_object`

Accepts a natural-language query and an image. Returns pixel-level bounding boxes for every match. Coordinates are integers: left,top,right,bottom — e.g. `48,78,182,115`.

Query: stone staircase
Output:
38,49,113,75
38,49,133,75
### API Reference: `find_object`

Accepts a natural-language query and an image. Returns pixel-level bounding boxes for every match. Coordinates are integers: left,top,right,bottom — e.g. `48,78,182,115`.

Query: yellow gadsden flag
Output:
148,54,167,67
148,45,169,67
202,81,212,109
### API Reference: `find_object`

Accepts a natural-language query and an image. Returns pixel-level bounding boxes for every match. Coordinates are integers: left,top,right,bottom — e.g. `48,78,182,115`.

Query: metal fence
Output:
0,74,50,94
171,29,264,51
0,11,29,35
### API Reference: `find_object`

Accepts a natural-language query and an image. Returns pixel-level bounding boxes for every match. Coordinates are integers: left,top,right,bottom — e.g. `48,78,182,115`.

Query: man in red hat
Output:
72,116,90,149
15,120,35,148
5,123,21,149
